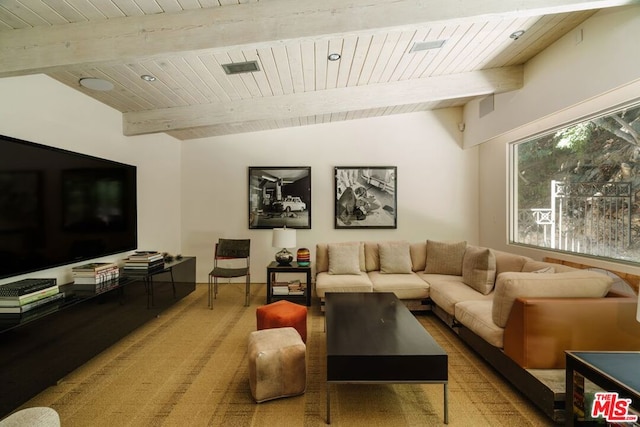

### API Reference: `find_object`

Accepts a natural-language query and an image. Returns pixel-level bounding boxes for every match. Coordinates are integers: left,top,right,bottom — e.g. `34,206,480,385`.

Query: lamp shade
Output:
272,228,296,249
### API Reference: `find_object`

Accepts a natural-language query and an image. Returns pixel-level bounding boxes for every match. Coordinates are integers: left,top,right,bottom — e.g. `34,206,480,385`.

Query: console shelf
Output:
0,256,196,418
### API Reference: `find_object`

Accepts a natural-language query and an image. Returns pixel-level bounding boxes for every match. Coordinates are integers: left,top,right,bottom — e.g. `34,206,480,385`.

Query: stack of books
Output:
124,251,165,272
0,278,63,317
72,262,120,292
272,280,305,296
287,280,305,296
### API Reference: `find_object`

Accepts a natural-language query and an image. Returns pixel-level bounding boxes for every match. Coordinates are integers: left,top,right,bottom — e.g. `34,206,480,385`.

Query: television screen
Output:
0,134,137,279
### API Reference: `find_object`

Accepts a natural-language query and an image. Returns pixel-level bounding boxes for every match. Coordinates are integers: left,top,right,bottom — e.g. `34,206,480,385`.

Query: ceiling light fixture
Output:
327,53,341,61
140,74,157,82
510,30,526,41
78,77,114,91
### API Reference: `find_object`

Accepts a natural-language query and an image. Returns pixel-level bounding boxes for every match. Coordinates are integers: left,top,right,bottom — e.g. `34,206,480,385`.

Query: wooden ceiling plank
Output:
63,0,109,20
242,49,273,97
131,0,164,14
4,1,61,27
358,33,387,85
152,0,184,13
123,65,523,135
424,22,475,77
286,43,305,93
213,51,253,99
228,49,263,98
368,31,403,84
346,34,372,87
142,58,203,105
198,53,243,101
2,0,628,76
378,30,418,83
407,23,458,79
325,38,343,89
335,35,358,88
256,46,284,96
183,54,230,102
84,0,126,18
110,0,145,16
300,40,316,92
272,45,294,94
314,39,328,91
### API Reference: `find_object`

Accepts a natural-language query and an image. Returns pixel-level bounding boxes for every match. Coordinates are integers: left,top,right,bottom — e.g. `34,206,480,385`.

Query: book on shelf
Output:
0,278,57,297
0,292,65,314
127,251,164,262
73,269,119,284
0,285,60,306
71,262,118,273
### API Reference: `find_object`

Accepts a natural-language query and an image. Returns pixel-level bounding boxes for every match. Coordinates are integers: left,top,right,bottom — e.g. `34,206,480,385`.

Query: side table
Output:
266,261,312,306
565,351,640,426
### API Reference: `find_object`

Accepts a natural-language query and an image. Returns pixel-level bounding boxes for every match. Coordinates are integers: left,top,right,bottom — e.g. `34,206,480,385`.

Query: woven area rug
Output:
21,283,551,426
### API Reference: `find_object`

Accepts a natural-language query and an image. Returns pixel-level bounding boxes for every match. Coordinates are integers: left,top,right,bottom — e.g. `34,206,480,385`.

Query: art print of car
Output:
273,196,306,212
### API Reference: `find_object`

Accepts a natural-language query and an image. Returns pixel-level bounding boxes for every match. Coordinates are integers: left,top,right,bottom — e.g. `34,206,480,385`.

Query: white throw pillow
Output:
328,242,361,275
378,241,412,274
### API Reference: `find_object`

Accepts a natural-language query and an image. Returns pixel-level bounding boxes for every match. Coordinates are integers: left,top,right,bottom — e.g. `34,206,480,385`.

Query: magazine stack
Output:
72,262,120,292
124,251,165,272
0,278,63,319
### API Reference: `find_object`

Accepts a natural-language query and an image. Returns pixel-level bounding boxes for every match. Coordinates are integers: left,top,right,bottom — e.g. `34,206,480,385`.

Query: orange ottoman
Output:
256,300,307,342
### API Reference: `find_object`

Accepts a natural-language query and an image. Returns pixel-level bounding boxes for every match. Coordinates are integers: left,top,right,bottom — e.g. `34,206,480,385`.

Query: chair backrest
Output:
216,239,250,260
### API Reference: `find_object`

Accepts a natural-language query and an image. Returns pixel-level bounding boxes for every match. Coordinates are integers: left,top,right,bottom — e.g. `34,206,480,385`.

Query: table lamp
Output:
272,227,296,265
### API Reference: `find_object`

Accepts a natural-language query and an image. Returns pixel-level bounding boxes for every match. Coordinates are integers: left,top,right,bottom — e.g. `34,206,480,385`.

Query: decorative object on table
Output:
248,167,311,229
272,227,296,265
334,166,397,229
296,248,310,266
163,252,174,262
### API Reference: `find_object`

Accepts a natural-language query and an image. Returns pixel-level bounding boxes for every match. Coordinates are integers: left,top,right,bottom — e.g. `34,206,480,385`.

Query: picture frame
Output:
249,167,311,229
334,166,397,229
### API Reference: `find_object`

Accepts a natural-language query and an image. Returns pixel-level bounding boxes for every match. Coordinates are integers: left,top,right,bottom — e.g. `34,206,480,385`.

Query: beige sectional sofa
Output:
315,240,640,422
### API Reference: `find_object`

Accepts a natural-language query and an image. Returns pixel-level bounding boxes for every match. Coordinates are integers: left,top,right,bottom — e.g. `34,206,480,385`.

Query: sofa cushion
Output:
315,271,373,297
410,242,427,272
421,273,493,315
455,300,504,348
522,260,574,273
492,270,614,328
493,250,532,276
378,241,412,274
368,271,429,299
317,242,365,274
328,242,362,275
425,240,467,275
462,246,496,295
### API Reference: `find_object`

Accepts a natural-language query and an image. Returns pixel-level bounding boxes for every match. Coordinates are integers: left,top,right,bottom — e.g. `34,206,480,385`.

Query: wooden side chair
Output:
208,239,251,308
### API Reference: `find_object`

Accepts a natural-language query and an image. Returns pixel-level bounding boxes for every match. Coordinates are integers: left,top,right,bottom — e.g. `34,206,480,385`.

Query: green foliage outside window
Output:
511,101,640,263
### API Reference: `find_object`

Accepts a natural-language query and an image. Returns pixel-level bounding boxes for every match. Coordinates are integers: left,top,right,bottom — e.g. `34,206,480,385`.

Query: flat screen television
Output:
0,134,137,279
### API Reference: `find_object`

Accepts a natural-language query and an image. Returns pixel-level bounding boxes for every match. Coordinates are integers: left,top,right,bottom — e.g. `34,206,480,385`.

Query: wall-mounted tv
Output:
0,134,137,279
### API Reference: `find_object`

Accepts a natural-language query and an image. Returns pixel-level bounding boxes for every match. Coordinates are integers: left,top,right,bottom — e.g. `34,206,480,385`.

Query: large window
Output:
510,101,640,264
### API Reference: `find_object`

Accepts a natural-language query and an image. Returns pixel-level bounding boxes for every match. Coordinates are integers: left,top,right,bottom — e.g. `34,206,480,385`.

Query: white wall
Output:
0,74,183,285
181,109,478,282
472,7,640,275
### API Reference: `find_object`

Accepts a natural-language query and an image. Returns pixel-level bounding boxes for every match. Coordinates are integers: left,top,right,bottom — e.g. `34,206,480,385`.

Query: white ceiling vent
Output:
222,61,260,75
409,39,447,53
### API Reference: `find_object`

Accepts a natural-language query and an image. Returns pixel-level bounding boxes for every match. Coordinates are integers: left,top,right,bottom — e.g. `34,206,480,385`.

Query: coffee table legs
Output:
326,382,448,424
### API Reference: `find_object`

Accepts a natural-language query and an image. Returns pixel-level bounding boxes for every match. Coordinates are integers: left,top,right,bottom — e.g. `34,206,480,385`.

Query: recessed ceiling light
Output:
328,53,341,61
141,74,157,82
78,78,114,91
510,30,526,40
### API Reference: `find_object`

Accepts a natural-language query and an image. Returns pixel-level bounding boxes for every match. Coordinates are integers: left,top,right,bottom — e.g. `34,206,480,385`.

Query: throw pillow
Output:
462,246,496,295
425,240,467,275
378,241,412,274
328,242,361,275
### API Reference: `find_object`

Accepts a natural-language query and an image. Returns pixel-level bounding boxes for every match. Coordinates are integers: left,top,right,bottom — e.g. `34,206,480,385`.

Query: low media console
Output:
0,256,196,418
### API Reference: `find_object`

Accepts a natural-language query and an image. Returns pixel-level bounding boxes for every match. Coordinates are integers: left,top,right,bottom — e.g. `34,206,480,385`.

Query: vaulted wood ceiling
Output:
0,1,635,140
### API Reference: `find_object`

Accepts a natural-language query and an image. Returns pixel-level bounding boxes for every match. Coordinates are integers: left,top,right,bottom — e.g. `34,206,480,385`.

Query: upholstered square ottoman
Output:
247,327,306,403
256,300,307,342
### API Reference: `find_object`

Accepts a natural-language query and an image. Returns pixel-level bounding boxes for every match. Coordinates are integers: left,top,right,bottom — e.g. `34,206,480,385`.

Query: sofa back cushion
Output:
493,250,532,276
462,246,496,295
364,241,380,272
378,241,412,274
425,240,467,275
316,242,365,274
410,242,427,272
522,260,576,273
492,270,614,327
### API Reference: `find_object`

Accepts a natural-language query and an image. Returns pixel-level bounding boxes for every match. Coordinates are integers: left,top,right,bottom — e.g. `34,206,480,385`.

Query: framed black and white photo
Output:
335,166,397,229
249,167,311,229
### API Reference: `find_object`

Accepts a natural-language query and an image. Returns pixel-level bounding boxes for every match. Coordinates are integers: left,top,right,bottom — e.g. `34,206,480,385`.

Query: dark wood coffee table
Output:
325,292,448,424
